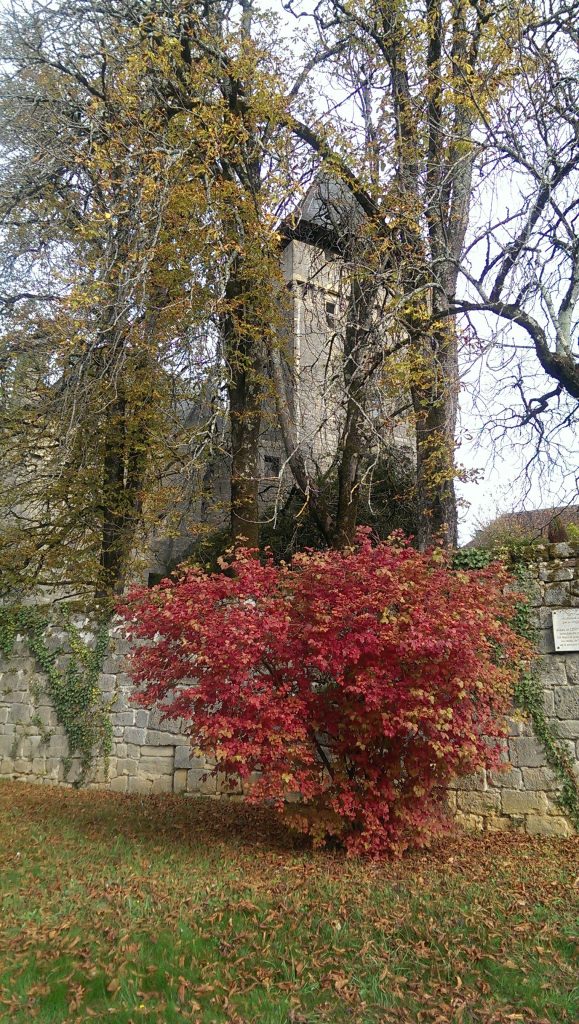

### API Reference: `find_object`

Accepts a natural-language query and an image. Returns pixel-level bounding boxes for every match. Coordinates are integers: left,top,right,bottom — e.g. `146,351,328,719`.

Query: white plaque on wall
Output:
552,609,579,652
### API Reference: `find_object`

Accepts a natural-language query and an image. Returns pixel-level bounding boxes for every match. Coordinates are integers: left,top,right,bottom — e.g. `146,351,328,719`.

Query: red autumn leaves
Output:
120,533,531,856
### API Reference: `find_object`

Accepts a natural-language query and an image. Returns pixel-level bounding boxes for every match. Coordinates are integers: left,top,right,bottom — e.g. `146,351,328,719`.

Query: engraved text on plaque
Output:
552,609,579,652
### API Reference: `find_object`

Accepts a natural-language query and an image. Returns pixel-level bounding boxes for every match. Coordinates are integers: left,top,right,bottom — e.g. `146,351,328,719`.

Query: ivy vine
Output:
454,548,579,829
0,606,113,786
510,564,579,830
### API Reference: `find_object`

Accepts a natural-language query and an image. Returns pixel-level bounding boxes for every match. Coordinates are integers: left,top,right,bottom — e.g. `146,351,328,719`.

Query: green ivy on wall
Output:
510,564,579,830
454,548,579,829
0,606,112,786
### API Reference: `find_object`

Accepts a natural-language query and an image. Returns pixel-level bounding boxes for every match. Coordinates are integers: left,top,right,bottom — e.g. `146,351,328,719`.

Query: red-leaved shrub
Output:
120,532,531,856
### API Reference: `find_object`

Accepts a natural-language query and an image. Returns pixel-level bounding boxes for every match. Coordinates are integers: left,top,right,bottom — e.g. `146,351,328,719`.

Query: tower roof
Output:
280,173,364,254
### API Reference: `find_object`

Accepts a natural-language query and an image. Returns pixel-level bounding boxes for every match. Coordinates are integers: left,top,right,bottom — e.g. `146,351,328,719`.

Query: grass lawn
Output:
0,782,577,1024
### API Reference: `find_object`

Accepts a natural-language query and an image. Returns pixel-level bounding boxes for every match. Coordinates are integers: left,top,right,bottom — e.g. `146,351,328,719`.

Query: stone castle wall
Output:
0,624,225,799
1,544,578,834
451,542,579,836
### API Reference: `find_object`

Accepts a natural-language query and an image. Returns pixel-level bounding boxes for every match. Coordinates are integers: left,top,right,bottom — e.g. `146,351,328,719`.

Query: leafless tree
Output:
450,1,578,506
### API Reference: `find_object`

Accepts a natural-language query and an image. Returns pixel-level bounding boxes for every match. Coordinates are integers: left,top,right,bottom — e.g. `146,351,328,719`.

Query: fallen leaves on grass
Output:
0,782,577,1024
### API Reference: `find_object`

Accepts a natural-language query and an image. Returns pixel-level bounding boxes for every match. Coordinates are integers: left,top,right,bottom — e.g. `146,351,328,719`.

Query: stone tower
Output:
149,176,410,577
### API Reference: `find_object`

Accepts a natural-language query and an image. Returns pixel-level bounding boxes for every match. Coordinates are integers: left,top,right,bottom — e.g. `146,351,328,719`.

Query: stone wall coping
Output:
524,542,579,562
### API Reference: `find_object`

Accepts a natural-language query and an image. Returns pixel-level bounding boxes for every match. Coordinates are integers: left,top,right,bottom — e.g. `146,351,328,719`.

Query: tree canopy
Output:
0,0,577,602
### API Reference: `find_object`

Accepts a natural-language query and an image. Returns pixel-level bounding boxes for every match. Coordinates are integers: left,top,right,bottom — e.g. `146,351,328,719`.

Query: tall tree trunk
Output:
95,360,150,602
410,320,459,549
96,390,129,601
222,273,265,548
96,407,148,601
335,275,380,547
228,357,263,548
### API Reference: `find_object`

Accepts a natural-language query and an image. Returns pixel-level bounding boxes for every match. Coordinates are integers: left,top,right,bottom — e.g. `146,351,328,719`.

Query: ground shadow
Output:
0,781,318,860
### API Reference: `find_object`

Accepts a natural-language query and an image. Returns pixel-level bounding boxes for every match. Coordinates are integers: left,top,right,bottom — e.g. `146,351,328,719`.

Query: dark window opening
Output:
325,301,336,328
264,454,281,476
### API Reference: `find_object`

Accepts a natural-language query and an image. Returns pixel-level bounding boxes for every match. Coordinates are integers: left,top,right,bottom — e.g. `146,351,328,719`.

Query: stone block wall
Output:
0,624,226,798
1,543,578,835
452,541,579,836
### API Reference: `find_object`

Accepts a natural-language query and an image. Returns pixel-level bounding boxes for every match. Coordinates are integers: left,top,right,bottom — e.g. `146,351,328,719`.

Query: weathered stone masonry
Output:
451,542,579,836
1,543,578,834
0,625,227,799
